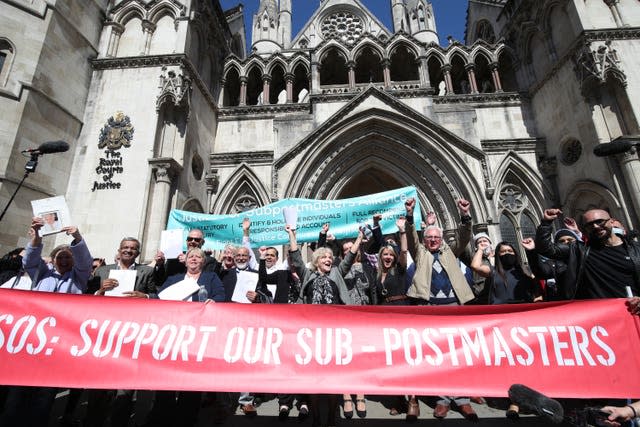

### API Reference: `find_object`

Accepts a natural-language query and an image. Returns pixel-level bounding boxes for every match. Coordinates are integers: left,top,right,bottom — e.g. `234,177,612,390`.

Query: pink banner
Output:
0,288,639,398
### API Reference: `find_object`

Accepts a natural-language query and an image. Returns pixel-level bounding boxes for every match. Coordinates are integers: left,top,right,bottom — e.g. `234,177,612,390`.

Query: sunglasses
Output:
186,237,203,242
584,218,610,229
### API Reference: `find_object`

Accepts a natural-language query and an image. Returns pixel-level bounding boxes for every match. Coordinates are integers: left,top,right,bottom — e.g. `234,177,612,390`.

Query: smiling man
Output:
535,208,640,299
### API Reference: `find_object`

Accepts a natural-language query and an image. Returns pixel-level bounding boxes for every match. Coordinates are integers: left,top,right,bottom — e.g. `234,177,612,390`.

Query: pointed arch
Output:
147,3,179,25
352,41,385,63
211,164,271,215
354,45,384,84
266,57,287,76
563,181,623,221
0,38,16,87
242,57,266,77
389,42,419,82
181,198,205,213
269,62,286,104
245,65,263,105
319,46,349,86
149,13,176,55
222,66,241,107
112,3,146,26
493,151,547,218
276,99,491,228
386,38,420,59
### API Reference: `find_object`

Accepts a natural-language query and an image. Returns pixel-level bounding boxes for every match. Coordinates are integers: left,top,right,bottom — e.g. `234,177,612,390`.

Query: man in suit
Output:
94,237,157,297
85,237,158,427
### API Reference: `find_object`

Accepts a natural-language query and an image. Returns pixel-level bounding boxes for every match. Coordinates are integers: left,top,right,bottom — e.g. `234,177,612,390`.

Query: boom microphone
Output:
593,140,636,157
21,140,70,155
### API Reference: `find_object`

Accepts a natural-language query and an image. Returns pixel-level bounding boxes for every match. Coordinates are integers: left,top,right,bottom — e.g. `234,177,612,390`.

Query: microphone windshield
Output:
37,140,70,154
593,140,635,157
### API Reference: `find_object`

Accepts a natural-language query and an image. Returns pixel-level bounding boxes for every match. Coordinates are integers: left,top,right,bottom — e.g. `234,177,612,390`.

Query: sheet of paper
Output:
231,271,259,303
282,206,298,230
105,270,136,297
161,229,184,259
158,278,200,301
0,275,31,290
31,195,73,236
266,284,276,299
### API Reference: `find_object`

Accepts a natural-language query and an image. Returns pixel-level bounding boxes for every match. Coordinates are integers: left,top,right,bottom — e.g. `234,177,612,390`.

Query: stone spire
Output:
252,0,291,54
390,0,439,44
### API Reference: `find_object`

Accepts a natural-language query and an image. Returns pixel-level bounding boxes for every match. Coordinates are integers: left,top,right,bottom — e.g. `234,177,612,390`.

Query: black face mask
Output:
499,253,517,269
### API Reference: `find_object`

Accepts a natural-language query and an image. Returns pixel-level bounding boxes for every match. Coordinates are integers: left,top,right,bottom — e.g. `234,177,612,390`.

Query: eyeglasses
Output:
424,236,442,241
584,218,610,229
186,237,203,242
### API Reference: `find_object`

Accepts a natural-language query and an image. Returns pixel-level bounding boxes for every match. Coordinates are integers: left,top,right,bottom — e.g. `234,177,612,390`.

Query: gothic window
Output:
474,20,495,44
474,53,493,93
390,44,419,82
116,17,144,57
292,63,309,102
321,11,364,46
149,14,176,55
449,54,467,94
427,55,444,94
560,138,582,165
269,63,286,104
0,39,15,86
498,51,518,92
320,48,348,85
417,6,426,30
354,47,383,84
223,67,241,107
246,66,263,105
498,183,537,253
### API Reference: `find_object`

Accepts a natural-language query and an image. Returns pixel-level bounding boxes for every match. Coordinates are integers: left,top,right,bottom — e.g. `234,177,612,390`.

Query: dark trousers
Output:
0,386,57,427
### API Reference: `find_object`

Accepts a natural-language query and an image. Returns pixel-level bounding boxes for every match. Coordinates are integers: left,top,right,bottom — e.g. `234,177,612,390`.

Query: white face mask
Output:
612,227,625,236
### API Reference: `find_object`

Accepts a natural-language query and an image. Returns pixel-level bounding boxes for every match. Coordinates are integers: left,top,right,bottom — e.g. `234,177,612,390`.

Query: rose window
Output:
321,11,364,46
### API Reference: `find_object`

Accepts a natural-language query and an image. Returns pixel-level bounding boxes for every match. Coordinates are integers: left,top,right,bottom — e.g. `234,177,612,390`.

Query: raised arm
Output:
242,217,258,270
396,217,408,269
534,209,571,260
450,199,472,257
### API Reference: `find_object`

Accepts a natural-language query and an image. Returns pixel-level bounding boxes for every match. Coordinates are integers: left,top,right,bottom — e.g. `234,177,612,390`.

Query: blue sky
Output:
219,0,468,48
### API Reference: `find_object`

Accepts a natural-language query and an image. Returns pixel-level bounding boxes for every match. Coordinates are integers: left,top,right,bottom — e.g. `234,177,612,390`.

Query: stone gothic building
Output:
0,0,639,260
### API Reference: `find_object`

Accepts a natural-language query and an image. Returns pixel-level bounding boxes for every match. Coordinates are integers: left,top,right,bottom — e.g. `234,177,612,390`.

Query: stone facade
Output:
0,0,638,260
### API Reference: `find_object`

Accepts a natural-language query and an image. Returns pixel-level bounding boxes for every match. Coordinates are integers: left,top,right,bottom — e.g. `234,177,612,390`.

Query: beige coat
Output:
406,220,475,304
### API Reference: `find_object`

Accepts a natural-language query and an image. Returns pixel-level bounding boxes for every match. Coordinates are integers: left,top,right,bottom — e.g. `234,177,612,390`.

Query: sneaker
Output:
298,404,309,422
508,384,563,424
279,405,290,421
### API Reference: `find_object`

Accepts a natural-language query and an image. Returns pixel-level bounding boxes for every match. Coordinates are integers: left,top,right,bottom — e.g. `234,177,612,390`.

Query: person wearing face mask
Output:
471,241,537,305
535,208,640,299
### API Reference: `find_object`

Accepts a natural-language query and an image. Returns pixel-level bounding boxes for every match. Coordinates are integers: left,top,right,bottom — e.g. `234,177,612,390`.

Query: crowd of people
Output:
0,197,639,427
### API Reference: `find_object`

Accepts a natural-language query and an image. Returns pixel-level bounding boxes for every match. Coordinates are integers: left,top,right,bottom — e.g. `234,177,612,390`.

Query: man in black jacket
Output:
535,208,640,299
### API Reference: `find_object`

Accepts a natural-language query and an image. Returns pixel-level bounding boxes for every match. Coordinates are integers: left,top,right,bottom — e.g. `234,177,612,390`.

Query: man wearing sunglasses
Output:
535,208,640,299
156,229,221,280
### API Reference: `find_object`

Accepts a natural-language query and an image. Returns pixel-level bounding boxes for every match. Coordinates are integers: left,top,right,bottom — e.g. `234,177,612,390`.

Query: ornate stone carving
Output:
321,11,364,46
205,171,220,195
157,65,192,112
574,40,626,89
560,139,582,165
499,184,527,213
235,194,259,213
98,112,134,150
149,158,182,185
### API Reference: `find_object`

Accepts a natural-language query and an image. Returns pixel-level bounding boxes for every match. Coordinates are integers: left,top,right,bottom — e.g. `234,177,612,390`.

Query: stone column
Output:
218,78,226,106
382,59,391,88
107,23,124,57
310,61,321,94
418,55,431,88
347,61,356,89
604,0,626,27
285,73,294,102
239,76,247,106
616,144,640,222
144,158,182,261
141,20,156,55
465,64,479,94
490,62,503,92
442,64,453,94
262,74,271,105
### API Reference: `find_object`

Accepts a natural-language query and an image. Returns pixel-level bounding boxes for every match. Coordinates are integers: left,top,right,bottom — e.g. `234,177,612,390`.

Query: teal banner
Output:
167,187,421,250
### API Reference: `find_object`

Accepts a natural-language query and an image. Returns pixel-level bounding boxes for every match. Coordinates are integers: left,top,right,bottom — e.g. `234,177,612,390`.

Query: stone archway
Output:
336,168,404,198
